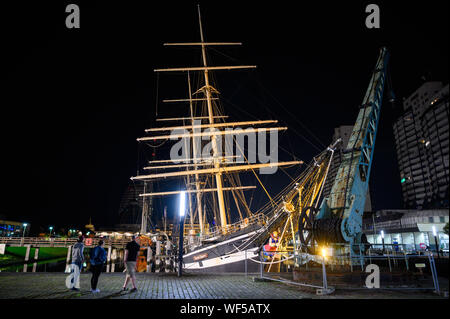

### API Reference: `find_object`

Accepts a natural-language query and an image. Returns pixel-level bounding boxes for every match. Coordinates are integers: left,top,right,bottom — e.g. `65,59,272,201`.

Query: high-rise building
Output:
322,125,372,212
393,82,449,209
0,218,29,237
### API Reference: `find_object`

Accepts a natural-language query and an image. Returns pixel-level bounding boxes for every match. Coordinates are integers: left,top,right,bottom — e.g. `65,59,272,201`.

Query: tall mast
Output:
140,182,147,234
183,122,194,230
197,5,228,231
187,71,205,234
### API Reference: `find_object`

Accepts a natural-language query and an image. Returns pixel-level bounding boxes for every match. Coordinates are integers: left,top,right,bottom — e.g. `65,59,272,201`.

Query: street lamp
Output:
381,230,385,253
178,191,186,277
22,223,28,238
320,246,329,291
432,225,440,259
49,226,53,237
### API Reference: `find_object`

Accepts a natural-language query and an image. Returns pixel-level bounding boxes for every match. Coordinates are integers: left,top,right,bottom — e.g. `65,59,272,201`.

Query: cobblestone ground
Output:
0,273,445,299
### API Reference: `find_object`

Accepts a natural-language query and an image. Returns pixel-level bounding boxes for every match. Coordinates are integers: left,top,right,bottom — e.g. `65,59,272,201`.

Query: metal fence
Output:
0,237,131,248
248,243,444,296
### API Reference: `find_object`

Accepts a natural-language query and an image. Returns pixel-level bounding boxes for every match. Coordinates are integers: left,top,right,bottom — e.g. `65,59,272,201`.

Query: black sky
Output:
1,1,448,233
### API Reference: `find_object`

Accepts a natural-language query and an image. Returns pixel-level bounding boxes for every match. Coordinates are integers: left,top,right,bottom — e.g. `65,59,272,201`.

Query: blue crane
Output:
298,47,390,253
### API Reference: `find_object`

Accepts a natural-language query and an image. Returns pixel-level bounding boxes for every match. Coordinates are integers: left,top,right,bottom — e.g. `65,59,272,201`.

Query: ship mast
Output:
196,5,228,231
187,71,205,234
131,6,303,238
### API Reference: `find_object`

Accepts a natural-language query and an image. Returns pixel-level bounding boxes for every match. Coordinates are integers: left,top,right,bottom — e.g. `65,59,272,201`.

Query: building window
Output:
428,216,434,223
440,216,445,223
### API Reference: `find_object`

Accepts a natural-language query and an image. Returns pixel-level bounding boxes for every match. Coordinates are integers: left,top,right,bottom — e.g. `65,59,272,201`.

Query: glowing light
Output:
381,230,384,239
321,247,327,258
432,225,437,237
400,178,406,184
179,191,186,217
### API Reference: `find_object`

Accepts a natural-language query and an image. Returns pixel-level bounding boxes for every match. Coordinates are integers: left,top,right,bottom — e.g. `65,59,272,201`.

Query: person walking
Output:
122,235,140,292
89,239,107,293
70,235,84,291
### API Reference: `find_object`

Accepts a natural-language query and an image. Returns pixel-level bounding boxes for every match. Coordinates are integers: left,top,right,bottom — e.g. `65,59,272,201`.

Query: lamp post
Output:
49,226,53,237
178,191,186,277
321,247,328,290
22,223,28,238
381,230,385,254
432,226,440,259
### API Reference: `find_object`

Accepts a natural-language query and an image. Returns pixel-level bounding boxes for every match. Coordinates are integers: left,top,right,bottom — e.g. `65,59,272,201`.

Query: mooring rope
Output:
247,255,295,265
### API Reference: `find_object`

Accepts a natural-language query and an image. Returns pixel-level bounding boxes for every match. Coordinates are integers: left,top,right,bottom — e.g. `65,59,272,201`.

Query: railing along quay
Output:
0,237,131,248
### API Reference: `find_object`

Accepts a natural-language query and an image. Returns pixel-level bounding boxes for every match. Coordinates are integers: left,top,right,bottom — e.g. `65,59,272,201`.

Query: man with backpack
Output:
70,235,84,291
89,239,107,293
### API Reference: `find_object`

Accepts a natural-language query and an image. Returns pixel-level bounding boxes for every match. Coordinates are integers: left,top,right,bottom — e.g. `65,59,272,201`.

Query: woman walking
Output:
89,240,106,293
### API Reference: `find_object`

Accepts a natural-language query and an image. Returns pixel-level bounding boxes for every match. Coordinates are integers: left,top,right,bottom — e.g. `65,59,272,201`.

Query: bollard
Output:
155,241,161,273
23,245,31,272
146,247,152,272
32,248,39,272
120,249,124,268
65,245,72,273
106,246,112,273
111,249,117,273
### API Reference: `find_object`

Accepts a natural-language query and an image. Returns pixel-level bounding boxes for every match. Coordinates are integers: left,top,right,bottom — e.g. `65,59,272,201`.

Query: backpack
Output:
90,247,102,264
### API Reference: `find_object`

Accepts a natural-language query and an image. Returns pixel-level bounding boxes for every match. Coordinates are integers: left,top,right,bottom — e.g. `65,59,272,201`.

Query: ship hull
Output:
183,230,262,273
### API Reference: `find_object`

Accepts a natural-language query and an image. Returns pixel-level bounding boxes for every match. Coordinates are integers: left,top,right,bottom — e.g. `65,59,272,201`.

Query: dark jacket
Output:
90,246,107,266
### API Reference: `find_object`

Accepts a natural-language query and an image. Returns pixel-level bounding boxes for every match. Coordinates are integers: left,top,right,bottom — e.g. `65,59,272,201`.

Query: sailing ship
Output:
130,6,336,273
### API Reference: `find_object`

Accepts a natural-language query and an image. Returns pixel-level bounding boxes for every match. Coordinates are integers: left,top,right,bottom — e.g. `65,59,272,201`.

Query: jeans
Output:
71,261,82,289
90,264,103,290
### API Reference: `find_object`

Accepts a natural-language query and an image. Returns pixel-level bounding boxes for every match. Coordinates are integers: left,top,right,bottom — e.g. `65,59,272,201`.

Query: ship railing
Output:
198,213,268,242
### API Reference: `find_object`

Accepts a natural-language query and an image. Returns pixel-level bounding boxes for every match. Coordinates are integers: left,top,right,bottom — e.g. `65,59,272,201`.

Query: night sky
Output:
1,1,448,234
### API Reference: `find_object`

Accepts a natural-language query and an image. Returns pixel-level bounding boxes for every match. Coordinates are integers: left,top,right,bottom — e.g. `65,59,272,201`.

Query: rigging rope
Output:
248,255,295,264
252,73,327,149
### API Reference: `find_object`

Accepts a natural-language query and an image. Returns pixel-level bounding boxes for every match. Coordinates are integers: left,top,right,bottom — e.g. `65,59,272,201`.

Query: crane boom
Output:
314,47,390,248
